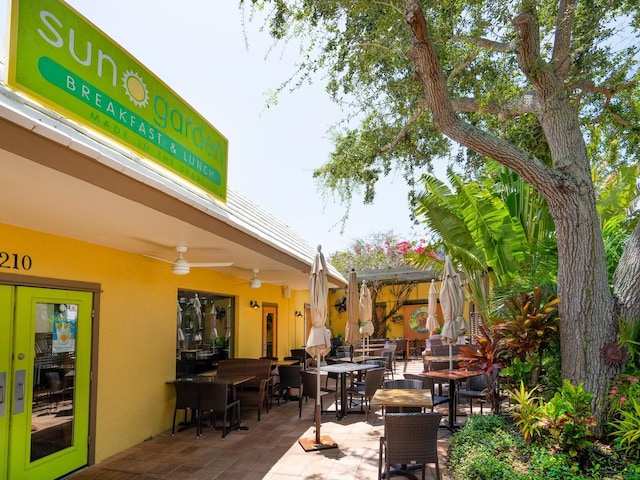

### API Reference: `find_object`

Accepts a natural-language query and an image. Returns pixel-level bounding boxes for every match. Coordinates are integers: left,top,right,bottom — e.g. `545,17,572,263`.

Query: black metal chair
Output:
171,380,200,437
197,381,240,439
379,412,443,480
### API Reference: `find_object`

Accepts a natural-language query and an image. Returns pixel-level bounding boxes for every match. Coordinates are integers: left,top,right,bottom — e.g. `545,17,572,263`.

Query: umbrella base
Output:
298,436,338,451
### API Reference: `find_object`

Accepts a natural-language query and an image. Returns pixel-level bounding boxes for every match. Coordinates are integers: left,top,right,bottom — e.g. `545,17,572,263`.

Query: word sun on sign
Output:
9,0,228,201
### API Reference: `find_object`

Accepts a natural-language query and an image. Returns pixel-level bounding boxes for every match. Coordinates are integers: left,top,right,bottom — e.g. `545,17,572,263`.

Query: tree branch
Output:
552,0,577,79
380,107,424,152
451,93,539,115
403,0,557,189
451,36,517,53
448,50,479,81
512,11,550,89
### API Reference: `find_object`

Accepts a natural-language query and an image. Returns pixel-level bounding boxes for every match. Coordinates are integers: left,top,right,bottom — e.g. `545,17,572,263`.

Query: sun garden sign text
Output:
7,0,228,202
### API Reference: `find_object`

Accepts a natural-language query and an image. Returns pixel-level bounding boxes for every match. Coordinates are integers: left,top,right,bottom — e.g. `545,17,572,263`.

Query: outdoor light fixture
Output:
250,300,260,309
295,311,303,317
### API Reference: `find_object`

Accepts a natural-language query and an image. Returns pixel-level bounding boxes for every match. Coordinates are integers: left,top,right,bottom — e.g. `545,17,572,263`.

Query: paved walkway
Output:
66,359,455,480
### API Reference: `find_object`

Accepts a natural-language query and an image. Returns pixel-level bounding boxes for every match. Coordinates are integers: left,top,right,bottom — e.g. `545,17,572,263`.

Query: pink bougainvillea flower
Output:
628,376,639,383
610,388,618,395
620,397,627,403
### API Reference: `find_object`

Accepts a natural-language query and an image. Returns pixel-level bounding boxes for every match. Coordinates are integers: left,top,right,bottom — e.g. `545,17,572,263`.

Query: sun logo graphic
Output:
122,70,149,108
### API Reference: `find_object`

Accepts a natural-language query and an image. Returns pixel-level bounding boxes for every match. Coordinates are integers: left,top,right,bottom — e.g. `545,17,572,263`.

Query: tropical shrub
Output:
542,380,597,457
449,414,640,479
458,323,508,414
509,381,544,441
493,286,560,385
609,397,640,461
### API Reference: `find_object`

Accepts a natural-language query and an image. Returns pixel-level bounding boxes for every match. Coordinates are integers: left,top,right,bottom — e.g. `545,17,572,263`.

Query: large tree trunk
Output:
403,0,621,426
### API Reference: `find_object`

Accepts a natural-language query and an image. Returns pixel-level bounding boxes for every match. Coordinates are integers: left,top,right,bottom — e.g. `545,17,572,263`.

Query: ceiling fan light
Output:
172,258,190,275
250,277,261,289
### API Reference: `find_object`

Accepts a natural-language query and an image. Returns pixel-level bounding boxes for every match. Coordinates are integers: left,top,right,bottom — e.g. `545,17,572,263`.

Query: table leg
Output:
230,385,248,431
339,373,347,419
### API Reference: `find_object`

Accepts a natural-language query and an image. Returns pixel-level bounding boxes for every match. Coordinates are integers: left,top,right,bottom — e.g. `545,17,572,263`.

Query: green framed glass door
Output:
0,286,13,480
1,286,92,480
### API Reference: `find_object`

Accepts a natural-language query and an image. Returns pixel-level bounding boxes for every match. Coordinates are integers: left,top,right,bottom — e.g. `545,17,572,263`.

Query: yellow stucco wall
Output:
1,222,310,462
327,280,470,342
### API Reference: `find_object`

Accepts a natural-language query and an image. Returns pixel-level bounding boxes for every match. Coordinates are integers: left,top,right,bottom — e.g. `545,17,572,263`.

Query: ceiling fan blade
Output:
143,254,172,263
190,262,233,267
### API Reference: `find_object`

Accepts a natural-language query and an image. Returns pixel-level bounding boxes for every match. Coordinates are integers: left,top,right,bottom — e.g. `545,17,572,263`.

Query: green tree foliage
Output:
241,0,640,427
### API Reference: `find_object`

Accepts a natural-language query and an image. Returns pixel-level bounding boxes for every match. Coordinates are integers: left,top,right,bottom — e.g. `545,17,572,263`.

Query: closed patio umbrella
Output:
208,305,218,344
359,280,374,350
193,294,203,346
224,301,232,340
300,246,337,451
344,269,361,346
177,301,185,348
426,279,440,334
440,259,467,368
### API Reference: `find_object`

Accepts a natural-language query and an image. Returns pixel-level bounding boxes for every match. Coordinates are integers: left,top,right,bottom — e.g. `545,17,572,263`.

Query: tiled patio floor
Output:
66,360,456,480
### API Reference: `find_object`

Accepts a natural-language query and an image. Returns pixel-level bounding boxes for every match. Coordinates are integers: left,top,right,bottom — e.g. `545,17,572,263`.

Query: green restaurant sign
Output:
8,0,228,202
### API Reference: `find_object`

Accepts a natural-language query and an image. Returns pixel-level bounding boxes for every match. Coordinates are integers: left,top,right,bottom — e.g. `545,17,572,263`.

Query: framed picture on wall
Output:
403,304,432,336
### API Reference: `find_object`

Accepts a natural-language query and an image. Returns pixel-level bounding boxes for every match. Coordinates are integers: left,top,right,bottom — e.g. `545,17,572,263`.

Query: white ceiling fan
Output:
149,245,232,275
238,268,287,289
249,268,262,288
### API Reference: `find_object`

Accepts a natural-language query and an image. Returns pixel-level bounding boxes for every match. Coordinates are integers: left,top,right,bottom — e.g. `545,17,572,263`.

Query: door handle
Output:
14,369,25,414
0,371,5,417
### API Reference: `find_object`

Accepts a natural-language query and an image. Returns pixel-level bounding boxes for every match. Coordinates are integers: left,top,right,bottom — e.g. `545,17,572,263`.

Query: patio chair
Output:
382,378,424,414
198,381,240,439
346,367,385,423
428,360,451,396
382,350,395,380
290,348,309,368
300,370,334,419
171,380,200,437
456,373,490,415
379,412,443,480
278,364,303,416
431,344,462,356
403,373,450,412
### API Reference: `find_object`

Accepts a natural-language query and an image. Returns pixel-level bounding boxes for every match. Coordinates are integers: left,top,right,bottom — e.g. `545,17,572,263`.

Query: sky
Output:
2,1,444,254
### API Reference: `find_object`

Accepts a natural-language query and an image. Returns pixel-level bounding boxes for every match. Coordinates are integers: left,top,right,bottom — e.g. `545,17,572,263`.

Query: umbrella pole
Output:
449,344,453,370
298,352,338,451
315,353,321,444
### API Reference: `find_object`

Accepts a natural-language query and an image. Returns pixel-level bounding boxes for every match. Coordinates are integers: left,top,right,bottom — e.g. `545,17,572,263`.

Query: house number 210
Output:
0,251,32,271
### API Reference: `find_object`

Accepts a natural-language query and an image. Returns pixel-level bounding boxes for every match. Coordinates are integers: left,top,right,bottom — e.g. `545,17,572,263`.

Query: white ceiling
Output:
0,113,345,291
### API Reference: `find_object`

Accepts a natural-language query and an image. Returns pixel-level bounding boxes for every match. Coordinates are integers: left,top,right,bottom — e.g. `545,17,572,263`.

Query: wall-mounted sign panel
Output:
7,0,228,202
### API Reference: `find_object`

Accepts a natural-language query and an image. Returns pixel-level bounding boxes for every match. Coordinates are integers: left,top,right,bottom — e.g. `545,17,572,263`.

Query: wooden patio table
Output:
370,388,433,412
420,369,482,431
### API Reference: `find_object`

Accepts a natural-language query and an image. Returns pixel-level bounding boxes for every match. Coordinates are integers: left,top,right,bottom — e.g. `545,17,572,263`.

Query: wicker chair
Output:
379,412,443,480
300,370,334,418
197,381,240,439
403,373,450,412
382,378,425,414
171,381,200,437
278,365,303,417
346,367,385,423
456,373,490,415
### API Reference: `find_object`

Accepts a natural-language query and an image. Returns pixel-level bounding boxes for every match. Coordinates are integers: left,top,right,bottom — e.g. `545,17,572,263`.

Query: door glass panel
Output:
31,303,77,462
